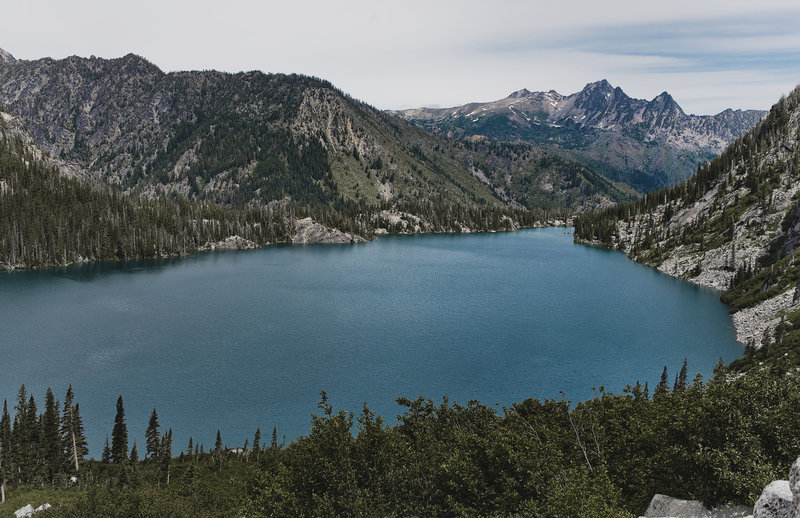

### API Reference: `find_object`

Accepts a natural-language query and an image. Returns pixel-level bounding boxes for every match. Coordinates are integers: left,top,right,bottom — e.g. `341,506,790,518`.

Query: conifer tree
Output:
252,428,261,460
130,441,139,463
145,408,160,461
654,366,670,397
61,386,86,473
675,359,688,392
0,400,10,504
159,429,172,486
186,437,193,457
102,436,111,464
41,387,61,481
111,396,128,464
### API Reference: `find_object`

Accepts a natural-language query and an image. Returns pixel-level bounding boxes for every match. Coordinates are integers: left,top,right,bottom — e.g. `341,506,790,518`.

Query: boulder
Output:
753,480,792,518
641,494,751,517
790,458,800,518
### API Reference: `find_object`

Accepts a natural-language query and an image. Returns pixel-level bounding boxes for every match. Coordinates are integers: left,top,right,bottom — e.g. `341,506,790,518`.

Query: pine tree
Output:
159,429,172,486
675,359,688,392
111,396,128,464
214,429,223,471
654,366,670,397
102,436,111,464
186,437,193,457
41,387,61,481
145,408,160,461
61,386,86,473
252,428,261,461
271,427,278,449
130,441,139,463
0,400,10,504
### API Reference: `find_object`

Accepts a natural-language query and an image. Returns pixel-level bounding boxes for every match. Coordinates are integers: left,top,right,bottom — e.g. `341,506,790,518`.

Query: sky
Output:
3,1,800,115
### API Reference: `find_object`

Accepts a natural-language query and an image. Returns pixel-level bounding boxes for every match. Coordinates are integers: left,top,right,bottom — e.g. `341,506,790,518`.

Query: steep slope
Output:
574,85,800,370
453,138,637,211
396,80,765,192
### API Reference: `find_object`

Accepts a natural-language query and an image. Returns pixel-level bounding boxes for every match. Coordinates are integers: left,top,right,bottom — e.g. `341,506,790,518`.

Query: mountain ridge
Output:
0,49,634,222
394,81,766,191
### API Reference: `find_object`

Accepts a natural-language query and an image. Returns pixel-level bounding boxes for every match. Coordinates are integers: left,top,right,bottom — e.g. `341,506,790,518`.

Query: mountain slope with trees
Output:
396,80,765,192
575,84,800,370
0,48,631,233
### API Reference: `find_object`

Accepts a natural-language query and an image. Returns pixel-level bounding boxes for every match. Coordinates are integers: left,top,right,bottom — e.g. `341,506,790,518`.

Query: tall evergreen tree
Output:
111,396,128,464
101,435,111,464
159,429,172,486
61,386,86,473
252,428,261,460
130,441,139,463
145,408,160,461
0,400,10,504
675,359,688,392
41,387,61,481
654,366,670,397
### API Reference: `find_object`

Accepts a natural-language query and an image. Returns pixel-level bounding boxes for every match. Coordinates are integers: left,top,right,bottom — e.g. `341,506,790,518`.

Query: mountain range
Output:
0,48,633,224
395,80,766,192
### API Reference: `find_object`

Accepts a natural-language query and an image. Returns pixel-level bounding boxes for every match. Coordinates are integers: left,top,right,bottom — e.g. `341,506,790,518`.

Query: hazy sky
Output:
3,1,800,114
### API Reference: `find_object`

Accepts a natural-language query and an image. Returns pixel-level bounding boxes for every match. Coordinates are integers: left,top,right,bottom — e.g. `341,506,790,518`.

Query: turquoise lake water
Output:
0,228,742,455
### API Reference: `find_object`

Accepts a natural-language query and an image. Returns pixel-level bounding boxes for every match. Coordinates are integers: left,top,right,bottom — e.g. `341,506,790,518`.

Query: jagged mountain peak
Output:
583,79,614,92
0,47,16,64
508,88,532,98
648,91,684,116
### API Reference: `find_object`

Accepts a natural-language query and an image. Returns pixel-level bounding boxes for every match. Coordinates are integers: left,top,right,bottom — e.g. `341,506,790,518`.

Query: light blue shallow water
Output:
0,228,741,455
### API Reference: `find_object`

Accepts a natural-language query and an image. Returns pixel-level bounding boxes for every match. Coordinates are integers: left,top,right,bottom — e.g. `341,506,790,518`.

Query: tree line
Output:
2,357,799,516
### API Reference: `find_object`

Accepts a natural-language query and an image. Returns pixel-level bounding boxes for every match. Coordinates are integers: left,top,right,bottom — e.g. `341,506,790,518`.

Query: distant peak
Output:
0,47,16,64
654,91,674,102
509,88,531,98
586,79,614,91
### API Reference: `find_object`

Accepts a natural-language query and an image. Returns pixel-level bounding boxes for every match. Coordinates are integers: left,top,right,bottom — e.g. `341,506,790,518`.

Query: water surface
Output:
0,228,741,454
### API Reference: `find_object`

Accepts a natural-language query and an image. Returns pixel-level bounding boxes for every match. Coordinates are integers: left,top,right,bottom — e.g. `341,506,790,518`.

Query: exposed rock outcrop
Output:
292,217,366,244
201,235,259,250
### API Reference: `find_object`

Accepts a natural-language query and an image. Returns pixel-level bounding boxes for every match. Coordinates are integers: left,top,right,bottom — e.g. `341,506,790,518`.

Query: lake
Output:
0,228,741,455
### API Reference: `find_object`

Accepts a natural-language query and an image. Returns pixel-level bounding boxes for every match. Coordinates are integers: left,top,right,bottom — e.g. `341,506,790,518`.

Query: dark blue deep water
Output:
0,228,741,455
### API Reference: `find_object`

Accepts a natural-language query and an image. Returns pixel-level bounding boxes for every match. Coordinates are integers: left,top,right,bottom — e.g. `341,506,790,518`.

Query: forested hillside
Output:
0,121,294,269
575,84,800,370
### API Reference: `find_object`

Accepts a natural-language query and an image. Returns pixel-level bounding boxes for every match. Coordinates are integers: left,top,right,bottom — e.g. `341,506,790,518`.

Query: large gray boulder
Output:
642,494,752,517
753,480,793,518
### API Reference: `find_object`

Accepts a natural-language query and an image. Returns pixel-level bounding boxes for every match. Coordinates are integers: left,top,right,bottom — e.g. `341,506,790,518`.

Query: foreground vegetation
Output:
2,357,798,517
